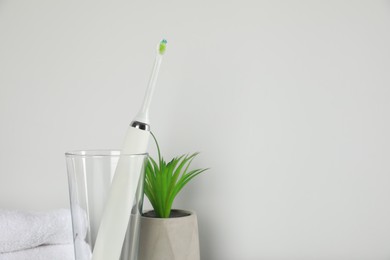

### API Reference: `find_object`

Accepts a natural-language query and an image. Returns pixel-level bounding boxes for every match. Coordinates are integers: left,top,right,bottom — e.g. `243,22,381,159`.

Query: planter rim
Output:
141,209,196,220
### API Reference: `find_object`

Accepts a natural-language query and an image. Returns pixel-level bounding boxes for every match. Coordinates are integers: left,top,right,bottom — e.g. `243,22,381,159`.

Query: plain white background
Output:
1,0,390,259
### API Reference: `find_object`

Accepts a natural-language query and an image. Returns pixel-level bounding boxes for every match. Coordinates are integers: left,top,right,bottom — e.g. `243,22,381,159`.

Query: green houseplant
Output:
138,133,208,260
144,133,208,218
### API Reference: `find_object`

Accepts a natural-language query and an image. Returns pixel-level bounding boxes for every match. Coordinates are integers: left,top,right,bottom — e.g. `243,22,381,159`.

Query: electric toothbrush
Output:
91,39,167,260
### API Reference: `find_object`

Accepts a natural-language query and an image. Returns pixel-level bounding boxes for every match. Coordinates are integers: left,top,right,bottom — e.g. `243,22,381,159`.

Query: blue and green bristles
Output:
159,39,167,55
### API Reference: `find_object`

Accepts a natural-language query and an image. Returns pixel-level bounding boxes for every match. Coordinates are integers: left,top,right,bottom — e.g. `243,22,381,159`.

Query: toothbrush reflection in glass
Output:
92,39,167,260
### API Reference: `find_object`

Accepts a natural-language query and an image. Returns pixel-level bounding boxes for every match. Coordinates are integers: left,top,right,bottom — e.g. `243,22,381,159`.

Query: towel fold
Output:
0,244,74,260
0,209,75,253
0,238,91,260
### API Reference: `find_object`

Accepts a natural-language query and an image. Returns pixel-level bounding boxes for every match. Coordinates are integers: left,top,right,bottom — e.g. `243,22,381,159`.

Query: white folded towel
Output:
0,244,74,260
0,209,74,253
0,238,92,260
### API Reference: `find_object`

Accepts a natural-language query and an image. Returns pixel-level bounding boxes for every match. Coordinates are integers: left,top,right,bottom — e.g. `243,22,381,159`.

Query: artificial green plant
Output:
144,133,208,218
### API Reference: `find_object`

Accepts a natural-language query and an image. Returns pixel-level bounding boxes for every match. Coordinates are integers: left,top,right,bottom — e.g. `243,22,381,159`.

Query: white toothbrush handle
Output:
121,125,150,153
92,126,150,260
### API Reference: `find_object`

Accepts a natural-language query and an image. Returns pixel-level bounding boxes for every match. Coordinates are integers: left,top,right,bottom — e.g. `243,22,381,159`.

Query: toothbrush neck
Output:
139,54,162,117
133,111,150,125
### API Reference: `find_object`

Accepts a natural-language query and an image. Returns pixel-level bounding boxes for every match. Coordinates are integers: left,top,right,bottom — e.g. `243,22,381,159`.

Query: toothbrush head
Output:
159,39,167,55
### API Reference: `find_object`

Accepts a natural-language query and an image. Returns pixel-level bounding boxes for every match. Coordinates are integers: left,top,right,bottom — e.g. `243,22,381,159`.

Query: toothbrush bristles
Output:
159,39,167,55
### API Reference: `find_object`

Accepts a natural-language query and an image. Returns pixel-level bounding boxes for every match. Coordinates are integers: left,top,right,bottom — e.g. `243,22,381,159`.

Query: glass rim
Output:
65,150,148,158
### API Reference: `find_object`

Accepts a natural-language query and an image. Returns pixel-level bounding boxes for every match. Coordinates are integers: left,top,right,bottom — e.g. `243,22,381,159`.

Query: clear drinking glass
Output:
65,150,147,260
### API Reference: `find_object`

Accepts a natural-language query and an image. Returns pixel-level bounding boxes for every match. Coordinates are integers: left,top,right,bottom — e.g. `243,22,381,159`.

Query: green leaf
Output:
169,168,208,205
169,154,197,192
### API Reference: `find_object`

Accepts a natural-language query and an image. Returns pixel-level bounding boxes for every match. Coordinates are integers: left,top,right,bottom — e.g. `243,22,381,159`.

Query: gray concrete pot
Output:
138,209,200,260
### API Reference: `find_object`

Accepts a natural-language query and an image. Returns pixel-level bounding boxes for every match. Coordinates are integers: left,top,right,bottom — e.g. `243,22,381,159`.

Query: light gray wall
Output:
1,1,390,259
